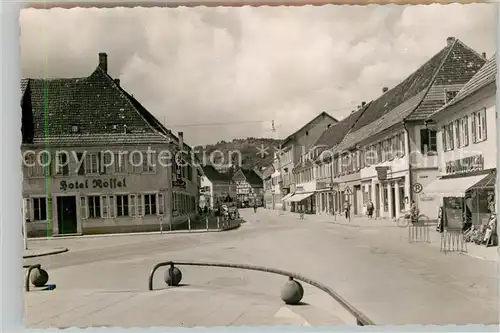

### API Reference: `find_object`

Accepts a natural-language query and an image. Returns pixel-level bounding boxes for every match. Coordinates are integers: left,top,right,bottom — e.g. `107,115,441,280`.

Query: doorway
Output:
391,187,396,218
375,184,380,218
57,196,77,235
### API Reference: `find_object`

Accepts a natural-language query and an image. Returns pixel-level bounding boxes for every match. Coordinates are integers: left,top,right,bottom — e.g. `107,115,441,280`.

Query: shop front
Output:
424,164,496,242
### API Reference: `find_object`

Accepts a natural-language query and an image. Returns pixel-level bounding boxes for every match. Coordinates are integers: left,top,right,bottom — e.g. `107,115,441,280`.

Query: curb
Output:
27,223,244,241
23,248,68,259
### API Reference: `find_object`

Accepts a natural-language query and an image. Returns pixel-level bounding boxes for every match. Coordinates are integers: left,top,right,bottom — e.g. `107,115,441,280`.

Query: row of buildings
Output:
262,37,496,230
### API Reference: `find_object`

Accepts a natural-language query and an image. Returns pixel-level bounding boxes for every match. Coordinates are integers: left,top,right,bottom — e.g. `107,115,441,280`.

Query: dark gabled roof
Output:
281,111,338,147
406,40,487,121
22,62,172,147
202,165,231,182
241,168,263,187
336,38,486,151
429,54,497,120
313,102,371,151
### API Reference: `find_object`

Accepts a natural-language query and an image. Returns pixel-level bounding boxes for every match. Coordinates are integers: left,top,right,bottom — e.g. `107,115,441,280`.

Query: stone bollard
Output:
31,267,49,287
164,266,182,286
280,277,304,305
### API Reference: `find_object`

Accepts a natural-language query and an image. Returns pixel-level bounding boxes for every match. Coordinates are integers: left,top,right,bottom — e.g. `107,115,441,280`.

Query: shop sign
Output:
445,154,484,175
375,166,389,181
316,181,327,190
60,178,126,191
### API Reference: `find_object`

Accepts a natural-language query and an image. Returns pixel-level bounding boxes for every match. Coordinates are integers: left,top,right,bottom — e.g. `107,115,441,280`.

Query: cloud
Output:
20,3,495,146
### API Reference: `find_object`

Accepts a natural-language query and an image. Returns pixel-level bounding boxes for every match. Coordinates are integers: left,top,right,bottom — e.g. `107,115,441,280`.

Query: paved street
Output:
24,208,498,327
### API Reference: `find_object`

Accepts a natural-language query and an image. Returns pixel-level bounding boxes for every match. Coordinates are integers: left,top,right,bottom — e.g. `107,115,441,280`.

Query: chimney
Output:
446,37,455,46
482,52,487,59
361,101,366,107
114,78,120,86
178,132,184,150
382,87,389,93
98,52,108,73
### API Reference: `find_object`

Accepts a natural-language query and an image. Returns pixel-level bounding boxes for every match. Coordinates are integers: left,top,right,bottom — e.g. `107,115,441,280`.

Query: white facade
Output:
200,176,214,209
425,83,496,220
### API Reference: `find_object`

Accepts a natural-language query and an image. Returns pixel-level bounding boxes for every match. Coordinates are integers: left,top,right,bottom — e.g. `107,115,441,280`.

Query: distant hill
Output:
194,137,282,170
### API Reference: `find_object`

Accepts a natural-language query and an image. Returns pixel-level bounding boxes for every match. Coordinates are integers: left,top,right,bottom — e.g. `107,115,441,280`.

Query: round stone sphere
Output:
164,267,182,286
30,268,49,287
280,280,304,305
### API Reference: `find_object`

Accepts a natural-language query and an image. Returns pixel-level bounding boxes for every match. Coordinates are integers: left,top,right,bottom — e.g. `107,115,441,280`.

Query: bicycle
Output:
396,211,429,228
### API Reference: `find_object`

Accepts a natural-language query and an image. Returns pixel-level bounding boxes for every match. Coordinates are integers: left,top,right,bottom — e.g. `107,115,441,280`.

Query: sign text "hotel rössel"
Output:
60,178,127,191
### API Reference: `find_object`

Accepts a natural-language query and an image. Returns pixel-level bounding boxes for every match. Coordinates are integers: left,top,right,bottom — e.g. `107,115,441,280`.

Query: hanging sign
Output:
375,166,390,181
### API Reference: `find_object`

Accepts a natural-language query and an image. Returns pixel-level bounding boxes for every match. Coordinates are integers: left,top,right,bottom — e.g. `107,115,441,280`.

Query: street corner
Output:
23,247,68,259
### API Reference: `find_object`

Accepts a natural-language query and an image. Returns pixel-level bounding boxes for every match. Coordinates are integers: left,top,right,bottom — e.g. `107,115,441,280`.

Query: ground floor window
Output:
88,196,101,218
80,192,165,219
24,197,48,222
117,195,129,216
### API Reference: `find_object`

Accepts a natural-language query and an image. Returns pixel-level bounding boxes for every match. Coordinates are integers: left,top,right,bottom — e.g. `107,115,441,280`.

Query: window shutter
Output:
109,195,116,218
137,195,144,217
481,109,487,141
80,196,88,219
101,195,108,218
463,116,469,146
157,193,165,215
471,114,476,143
129,194,137,217
24,198,31,222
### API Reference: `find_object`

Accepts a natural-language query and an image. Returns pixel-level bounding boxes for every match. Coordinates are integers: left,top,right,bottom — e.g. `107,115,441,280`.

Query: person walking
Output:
344,201,350,220
253,202,258,214
367,200,374,219
410,200,419,224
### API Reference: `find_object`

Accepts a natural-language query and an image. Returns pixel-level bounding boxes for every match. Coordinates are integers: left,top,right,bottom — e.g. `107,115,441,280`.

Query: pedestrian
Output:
344,201,350,220
253,202,257,213
410,200,419,224
367,200,374,219
299,206,305,220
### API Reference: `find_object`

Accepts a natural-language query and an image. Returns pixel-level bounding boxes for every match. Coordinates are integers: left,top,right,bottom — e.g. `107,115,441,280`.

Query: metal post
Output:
206,216,209,230
217,217,220,229
188,217,191,231
160,216,163,234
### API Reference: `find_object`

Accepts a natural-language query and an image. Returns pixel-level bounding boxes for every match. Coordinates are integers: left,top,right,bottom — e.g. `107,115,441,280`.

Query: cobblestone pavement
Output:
24,208,498,326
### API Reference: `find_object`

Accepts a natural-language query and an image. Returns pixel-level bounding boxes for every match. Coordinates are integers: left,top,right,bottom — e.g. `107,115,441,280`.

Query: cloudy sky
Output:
20,4,495,146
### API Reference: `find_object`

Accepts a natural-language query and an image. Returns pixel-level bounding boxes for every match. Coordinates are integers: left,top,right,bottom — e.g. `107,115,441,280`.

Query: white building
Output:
280,112,338,213
200,165,236,210
425,55,496,229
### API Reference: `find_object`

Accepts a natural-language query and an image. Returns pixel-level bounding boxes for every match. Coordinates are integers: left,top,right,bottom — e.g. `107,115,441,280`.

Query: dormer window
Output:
327,124,331,129
445,89,459,103
70,125,79,133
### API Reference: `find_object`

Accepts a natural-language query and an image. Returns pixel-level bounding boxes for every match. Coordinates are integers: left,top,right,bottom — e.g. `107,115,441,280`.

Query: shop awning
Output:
281,193,294,201
468,172,496,190
423,174,489,197
288,192,314,202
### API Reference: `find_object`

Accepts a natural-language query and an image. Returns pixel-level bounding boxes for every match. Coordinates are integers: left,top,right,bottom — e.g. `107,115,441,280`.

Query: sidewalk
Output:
262,208,498,262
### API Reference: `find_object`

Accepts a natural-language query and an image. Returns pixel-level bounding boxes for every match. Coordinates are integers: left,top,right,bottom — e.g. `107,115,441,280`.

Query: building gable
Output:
406,39,486,121
22,53,169,146
232,169,247,182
